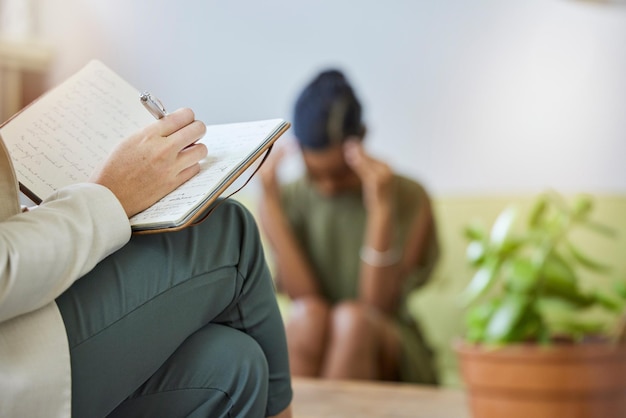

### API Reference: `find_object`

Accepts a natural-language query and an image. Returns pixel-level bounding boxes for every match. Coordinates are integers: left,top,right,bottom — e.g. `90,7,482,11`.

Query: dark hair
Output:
292,69,363,150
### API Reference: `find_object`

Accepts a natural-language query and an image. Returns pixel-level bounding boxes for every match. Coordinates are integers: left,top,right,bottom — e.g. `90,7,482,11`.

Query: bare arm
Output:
344,141,439,314
343,140,405,314
258,146,320,299
358,203,405,314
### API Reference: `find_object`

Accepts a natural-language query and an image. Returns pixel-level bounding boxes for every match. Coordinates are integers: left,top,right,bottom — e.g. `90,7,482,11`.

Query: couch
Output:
239,192,626,388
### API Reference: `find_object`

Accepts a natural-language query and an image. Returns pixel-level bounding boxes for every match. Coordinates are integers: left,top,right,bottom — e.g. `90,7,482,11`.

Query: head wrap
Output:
293,69,363,150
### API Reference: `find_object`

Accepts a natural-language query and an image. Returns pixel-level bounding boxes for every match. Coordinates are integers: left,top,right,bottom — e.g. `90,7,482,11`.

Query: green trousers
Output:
56,200,292,417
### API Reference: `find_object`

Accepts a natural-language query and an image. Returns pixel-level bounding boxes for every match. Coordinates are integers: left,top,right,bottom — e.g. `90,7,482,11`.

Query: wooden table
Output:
291,377,470,418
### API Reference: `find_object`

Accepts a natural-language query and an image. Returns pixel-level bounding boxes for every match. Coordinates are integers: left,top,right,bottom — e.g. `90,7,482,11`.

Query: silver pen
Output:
140,91,168,119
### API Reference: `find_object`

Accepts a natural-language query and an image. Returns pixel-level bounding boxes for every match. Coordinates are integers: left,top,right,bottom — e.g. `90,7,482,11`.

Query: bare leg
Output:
321,301,401,380
285,295,330,377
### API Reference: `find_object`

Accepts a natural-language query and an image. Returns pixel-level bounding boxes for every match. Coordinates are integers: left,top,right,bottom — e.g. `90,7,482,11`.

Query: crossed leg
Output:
56,200,292,417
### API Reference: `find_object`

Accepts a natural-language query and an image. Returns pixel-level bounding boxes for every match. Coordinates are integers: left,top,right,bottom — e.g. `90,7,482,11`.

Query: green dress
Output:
280,175,439,384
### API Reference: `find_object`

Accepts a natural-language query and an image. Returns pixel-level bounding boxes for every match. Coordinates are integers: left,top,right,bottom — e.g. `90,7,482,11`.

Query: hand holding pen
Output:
140,91,169,119
89,94,207,217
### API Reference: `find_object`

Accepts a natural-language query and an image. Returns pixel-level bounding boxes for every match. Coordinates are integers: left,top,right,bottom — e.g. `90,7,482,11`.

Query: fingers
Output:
157,107,197,137
140,107,208,180
177,143,208,172
343,139,368,174
177,162,202,184
269,137,298,164
144,107,206,150
168,120,207,150
266,143,289,169
343,138,393,194
258,138,298,197
344,138,388,180
278,135,300,154
165,110,207,150
261,137,298,177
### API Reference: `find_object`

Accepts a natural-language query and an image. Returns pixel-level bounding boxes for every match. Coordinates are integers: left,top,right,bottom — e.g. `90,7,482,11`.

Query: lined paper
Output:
1,60,288,231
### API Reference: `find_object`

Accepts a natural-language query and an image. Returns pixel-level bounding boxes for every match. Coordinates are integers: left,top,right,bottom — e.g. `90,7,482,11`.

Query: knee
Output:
290,295,330,325
221,329,270,416
179,325,269,411
330,301,373,341
287,296,331,347
218,328,269,392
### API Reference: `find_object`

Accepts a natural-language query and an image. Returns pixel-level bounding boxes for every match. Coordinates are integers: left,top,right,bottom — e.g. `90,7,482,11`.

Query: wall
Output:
29,0,626,196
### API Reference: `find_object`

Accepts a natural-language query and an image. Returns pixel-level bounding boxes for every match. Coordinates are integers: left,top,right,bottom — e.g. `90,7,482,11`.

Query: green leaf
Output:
466,299,499,327
550,317,607,340
614,280,626,300
498,237,526,257
542,207,568,238
490,206,518,248
582,220,618,238
464,222,486,241
465,327,484,343
541,274,594,308
593,290,623,312
484,294,529,343
508,307,544,342
536,295,579,314
462,257,500,306
461,192,621,344
542,252,576,285
571,194,593,219
539,253,597,307
464,299,499,343
536,296,583,338
504,258,539,294
567,241,612,273
528,195,548,228
466,241,486,266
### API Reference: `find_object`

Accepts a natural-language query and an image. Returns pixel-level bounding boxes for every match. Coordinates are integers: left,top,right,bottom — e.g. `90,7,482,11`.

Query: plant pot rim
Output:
453,338,626,361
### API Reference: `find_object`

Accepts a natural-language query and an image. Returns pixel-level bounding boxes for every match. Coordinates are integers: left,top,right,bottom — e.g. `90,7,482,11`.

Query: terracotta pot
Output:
454,341,626,418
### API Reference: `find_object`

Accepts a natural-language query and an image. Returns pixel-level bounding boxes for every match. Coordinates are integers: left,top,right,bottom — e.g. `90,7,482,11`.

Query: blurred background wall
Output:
3,0,626,196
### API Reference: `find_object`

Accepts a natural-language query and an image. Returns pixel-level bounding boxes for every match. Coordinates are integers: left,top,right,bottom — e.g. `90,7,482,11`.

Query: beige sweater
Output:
0,137,131,417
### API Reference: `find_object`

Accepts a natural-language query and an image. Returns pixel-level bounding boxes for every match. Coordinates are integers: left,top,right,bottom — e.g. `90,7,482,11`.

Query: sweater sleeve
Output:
0,183,131,323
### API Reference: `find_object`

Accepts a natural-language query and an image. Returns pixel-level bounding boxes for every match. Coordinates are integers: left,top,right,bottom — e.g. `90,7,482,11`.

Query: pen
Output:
140,91,168,119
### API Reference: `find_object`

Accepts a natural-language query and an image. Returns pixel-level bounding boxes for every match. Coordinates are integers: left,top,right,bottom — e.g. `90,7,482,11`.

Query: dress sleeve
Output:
399,178,440,292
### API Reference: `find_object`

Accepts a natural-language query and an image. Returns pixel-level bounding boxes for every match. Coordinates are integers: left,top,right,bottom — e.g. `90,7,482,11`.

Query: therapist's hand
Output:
89,108,207,217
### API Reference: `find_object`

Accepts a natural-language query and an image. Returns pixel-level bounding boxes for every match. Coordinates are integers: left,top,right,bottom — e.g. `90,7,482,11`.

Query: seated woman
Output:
0,107,292,417
258,69,440,383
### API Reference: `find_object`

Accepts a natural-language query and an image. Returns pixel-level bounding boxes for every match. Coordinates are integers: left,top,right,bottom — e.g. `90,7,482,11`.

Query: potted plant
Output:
454,191,626,418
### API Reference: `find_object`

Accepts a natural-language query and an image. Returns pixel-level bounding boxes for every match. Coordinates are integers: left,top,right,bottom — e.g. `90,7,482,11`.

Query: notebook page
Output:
1,60,153,200
129,119,284,228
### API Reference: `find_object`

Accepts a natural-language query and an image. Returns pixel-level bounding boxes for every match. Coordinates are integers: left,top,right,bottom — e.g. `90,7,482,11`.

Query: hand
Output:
343,138,395,213
89,108,208,217
258,137,297,199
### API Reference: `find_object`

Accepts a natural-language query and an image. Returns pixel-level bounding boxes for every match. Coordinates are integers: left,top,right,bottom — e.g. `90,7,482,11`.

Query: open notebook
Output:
1,60,289,233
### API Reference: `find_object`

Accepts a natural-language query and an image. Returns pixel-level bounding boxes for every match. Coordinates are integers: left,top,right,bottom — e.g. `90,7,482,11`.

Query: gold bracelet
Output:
359,246,401,267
